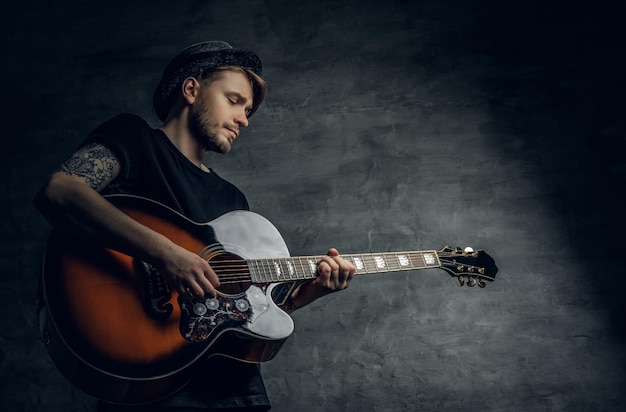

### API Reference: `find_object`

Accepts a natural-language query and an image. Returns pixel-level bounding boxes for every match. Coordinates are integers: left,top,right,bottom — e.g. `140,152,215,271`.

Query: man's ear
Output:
181,77,200,104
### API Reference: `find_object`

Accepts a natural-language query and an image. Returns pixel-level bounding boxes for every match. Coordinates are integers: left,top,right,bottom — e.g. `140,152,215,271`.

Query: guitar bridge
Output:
134,259,173,321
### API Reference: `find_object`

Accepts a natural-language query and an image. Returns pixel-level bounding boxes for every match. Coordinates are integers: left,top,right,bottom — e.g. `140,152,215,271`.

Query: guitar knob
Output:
206,298,220,310
235,299,250,312
193,302,208,316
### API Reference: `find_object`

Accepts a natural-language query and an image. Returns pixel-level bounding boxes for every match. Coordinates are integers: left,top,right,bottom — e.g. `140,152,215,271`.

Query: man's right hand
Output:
155,243,221,299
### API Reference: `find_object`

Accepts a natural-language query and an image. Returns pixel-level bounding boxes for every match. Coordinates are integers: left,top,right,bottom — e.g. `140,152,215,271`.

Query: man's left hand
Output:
285,248,356,312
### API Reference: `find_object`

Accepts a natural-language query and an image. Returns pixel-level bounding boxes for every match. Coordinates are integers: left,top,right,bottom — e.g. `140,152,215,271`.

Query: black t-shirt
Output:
87,113,249,223
85,113,270,410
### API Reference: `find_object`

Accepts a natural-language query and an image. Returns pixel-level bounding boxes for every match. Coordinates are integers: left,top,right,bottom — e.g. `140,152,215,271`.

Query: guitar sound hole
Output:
209,252,251,295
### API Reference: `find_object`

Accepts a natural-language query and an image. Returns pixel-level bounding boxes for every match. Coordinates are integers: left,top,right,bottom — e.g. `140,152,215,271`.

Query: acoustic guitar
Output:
37,194,498,405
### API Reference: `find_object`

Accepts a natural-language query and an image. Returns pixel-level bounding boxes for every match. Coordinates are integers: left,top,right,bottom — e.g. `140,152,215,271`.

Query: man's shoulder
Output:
100,113,152,129
89,113,155,141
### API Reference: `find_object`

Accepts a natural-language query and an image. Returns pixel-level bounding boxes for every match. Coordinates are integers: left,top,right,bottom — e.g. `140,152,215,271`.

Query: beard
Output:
188,99,231,154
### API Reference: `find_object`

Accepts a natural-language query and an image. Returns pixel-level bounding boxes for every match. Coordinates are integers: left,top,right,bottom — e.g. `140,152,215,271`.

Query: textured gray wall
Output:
1,0,625,411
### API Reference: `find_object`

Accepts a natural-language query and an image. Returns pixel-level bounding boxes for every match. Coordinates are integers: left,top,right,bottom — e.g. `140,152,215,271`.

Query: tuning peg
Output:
457,276,465,287
468,277,477,287
464,247,474,253
478,280,486,288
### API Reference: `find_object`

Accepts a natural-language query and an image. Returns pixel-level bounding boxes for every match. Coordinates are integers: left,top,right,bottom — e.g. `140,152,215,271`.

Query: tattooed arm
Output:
34,143,221,299
57,142,119,192
34,142,121,233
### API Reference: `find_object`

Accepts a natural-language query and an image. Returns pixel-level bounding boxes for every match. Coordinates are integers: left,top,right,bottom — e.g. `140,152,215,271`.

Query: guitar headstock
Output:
438,246,498,288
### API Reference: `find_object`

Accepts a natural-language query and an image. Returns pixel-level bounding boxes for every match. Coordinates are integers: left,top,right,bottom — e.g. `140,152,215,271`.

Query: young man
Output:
35,41,355,411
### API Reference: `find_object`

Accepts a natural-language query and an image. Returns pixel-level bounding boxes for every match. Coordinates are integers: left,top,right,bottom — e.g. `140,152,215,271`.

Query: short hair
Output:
199,66,266,117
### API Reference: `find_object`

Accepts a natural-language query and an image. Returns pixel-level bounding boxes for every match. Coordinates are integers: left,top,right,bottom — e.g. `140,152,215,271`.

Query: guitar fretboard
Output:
247,251,441,283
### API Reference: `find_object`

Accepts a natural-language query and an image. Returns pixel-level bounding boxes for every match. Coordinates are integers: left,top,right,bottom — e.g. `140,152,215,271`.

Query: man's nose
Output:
235,112,249,128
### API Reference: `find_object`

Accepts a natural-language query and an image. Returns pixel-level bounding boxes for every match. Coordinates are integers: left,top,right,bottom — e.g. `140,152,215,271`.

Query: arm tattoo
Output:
59,142,119,192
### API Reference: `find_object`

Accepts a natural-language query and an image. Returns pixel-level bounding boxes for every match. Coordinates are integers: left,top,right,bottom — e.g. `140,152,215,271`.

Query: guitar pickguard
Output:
179,285,272,343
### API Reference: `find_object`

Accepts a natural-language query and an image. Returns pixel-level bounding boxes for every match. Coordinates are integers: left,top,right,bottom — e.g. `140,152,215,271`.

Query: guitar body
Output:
38,195,295,405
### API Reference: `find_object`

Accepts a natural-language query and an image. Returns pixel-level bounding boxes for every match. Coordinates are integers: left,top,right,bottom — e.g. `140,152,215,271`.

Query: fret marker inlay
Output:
398,254,410,266
424,253,436,265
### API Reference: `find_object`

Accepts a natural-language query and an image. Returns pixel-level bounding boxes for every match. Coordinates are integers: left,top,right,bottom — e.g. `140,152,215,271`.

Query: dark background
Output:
1,0,625,411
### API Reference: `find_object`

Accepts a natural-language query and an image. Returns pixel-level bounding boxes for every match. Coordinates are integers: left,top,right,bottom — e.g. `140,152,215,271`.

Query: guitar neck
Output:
247,250,441,283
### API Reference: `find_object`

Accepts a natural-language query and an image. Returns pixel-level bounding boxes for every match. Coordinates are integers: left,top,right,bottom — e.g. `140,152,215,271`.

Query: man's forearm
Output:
34,172,174,265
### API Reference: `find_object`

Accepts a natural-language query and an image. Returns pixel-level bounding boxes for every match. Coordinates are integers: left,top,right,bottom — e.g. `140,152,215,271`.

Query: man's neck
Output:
159,118,208,171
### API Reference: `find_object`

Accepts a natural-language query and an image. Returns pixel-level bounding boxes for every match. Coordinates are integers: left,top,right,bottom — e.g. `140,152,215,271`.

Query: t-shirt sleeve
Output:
83,113,150,182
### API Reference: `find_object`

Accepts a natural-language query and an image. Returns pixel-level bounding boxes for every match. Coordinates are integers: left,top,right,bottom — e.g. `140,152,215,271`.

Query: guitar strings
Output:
202,252,484,285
